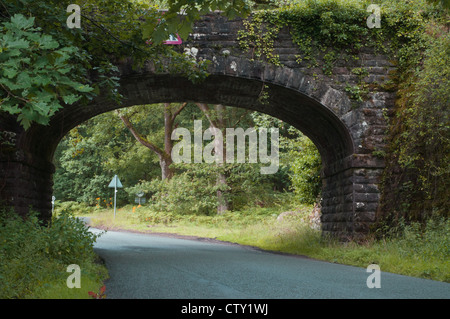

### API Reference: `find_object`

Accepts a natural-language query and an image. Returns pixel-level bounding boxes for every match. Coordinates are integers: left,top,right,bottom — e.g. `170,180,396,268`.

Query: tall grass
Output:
261,215,449,282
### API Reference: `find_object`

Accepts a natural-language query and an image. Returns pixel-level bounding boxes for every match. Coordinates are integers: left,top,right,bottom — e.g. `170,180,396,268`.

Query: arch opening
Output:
35,73,354,171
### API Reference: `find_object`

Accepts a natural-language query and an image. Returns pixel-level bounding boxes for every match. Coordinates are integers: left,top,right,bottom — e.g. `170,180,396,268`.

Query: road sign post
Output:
108,175,123,218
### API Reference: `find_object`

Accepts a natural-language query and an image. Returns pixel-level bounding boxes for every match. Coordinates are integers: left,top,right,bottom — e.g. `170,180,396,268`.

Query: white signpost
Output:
108,175,123,218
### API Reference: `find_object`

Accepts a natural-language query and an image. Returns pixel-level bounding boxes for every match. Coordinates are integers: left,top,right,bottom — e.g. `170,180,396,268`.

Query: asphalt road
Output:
92,228,449,299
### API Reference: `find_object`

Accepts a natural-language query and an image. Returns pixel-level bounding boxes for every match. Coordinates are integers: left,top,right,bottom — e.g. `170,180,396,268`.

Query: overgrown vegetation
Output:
378,13,450,224
240,0,380,74
283,131,322,205
0,207,107,298
0,0,250,129
238,0,450,227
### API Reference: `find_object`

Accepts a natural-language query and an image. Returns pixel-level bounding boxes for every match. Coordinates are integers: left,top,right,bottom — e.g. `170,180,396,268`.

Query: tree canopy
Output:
0,0,251,128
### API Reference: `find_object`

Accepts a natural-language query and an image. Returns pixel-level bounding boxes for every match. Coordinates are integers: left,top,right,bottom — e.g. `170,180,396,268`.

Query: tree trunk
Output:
215,104,229,214
117,103,186,181
160,156,174,180
216,169,228,214
161,103,175,180
196,103,230,214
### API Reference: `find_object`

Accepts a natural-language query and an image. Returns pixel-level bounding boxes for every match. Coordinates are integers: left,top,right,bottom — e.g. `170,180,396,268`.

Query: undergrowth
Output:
0,207,107,299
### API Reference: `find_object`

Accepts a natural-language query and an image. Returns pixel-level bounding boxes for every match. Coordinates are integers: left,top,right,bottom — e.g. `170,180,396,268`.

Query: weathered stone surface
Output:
0,12,395,238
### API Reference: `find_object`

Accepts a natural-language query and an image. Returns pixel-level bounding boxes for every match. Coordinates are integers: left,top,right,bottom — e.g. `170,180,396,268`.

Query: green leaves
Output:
426,0,450,10
0,206,105,298
9,13,35,30
0,14,93,129
0,0,251,129
284,132,321,205
377,1,449,222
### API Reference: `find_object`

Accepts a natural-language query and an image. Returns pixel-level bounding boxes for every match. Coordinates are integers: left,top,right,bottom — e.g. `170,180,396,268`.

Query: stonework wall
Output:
0,120,54,221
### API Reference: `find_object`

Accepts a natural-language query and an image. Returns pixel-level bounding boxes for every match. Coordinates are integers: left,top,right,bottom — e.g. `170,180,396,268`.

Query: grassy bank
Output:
0,209,108,299
82,203,449,283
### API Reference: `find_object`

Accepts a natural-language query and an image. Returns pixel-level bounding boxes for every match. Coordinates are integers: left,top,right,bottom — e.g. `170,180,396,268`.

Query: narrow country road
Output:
92,228,449,299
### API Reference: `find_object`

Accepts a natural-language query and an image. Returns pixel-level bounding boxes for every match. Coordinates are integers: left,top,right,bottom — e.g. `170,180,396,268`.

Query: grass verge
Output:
0,208,108,299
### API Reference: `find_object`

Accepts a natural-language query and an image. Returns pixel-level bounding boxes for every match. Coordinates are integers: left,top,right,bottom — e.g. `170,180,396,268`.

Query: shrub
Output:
286,134,322,205
0,207,104,298
378,13,450,223
46,210,102,264
126,162,281,215
54,201,96,216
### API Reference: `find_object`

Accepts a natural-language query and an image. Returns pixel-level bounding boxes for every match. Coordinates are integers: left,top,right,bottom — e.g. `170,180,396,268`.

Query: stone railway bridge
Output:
0,13,395,238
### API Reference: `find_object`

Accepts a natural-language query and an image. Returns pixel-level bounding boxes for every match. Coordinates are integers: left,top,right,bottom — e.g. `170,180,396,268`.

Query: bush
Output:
377,2,450,223
0,208,104,298
286,133,322,205
126,162,282,215
127,170,219,215
47,210,102,264
54,201,96,216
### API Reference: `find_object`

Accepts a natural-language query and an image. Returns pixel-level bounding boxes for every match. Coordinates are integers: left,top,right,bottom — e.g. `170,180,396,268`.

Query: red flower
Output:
88,285,106,299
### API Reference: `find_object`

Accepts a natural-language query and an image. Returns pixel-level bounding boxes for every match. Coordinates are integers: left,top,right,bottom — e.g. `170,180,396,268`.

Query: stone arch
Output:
47,58,355,164
1,56,385,237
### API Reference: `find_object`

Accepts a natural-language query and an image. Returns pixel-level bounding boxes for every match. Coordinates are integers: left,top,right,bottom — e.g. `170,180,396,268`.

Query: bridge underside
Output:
0,66,386,238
